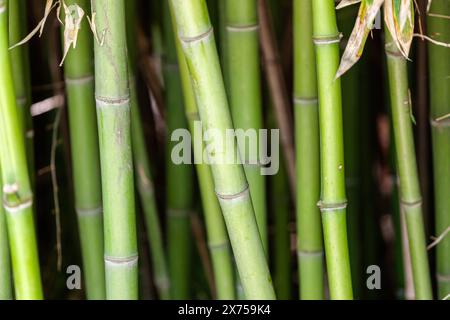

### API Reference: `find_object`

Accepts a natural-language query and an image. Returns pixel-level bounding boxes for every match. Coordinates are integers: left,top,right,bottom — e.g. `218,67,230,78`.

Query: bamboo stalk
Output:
427,0,450,299
385,29,432,300
61,0,105,300
169,0,275,300
169,6,235,300
8,0,34,175
225,0,268,252
126,0,170,300
0,0,42,299
0,169,12,300
91,0,138,300
294,0,324,300
311,0,353,300
258,0,296,198
162,2,195,300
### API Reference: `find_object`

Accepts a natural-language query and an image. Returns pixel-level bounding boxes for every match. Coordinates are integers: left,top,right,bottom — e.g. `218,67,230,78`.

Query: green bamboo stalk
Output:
337,6,363,299
0,0,42,299
61,0,105,300
162,2,195,300
0,169,12,300
385,29,432,300
311,0,353,300
91,0,138,300
169,6,235,300
294,0,324,300
427,0,450,299
225,0,268,253
169,0,275,300
8,0,34,175
125,0,170,300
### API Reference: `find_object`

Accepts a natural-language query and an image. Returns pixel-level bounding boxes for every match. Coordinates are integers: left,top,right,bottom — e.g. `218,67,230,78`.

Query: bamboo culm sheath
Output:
225,0,268,253
384,29,432,300
169,5,236,299
169,0,276,300
427,0,450,299
91,0,138,300
62,0,106,300
0,0,43,299
312,0,353,299
294,0,324,300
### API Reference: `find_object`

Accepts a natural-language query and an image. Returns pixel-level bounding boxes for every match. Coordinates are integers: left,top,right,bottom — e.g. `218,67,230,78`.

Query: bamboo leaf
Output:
336,0,362,10
384,0,414,58
336,0,384,78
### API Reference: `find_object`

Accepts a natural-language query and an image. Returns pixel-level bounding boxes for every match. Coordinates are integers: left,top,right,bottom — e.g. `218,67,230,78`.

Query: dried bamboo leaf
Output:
60,3,85,66
336,0,384,78
384,0,414,57
336,0,362,10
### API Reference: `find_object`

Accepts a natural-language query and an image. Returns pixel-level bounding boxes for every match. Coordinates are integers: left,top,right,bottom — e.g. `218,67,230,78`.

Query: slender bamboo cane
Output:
91,0,138,300
225,0,268,252
61,0,105,300
0,169,12,300
169,6,235,300
385,29,432,300
311,0,353,300
427,0,450,299
294,0,324,300
125,0,170,300
169,0,275,299
0,0,42,299
162,2,195,300
8,0,34,175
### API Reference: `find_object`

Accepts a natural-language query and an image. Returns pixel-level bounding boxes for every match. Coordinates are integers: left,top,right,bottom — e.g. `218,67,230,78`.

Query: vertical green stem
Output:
169,0,275,299
0,169,12,300
427,0,450,299
0,0,42,299
225,0,267,252
126,0,171,300
294,0,324,300
163,2,195,300
62,0,105,300
91,0,138,300
385,29,432,300
311,0,353,300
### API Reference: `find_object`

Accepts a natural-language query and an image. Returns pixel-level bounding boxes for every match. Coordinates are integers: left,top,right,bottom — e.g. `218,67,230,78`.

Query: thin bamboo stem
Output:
225,0,268,252
169,0,275,300
311,0,353,300
126,0,170,300
61,0,105,300
427,0,450,299
91,0,138,300
385,29,432,300
162,2,195,299
0,0,42,299
0,169,12,300
294,0,324,300
168,6,236,299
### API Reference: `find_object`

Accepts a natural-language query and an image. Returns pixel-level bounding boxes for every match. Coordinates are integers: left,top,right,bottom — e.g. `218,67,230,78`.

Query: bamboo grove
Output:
0,0,448,300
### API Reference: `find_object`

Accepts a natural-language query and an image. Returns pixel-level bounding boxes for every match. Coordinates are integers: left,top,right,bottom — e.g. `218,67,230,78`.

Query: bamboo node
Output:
313,33,343,45
208,241,230,251
179,27,214,45
65,75,94,85
226,24,259,33
95,95,130,108
216,184,250,201
317,200,348,212
436,273,450,282
293,96,319,106
430,116,450,128
76,206,103,217
400,199,422,210
104,254,139,267
3,197,33,214
297,250,324,258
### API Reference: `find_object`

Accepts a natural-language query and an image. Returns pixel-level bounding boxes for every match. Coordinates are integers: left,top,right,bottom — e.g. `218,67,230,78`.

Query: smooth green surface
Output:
170,0,275,300
225,0,267,252
0,170,12,300
385,30,432,300
170,2,235,300
312,0,353,300
427,0,450,299
62,0,105,300
0,0,42,299
163,1,195,300
92,0,138,300
126,0,170,300
294,0,324,300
